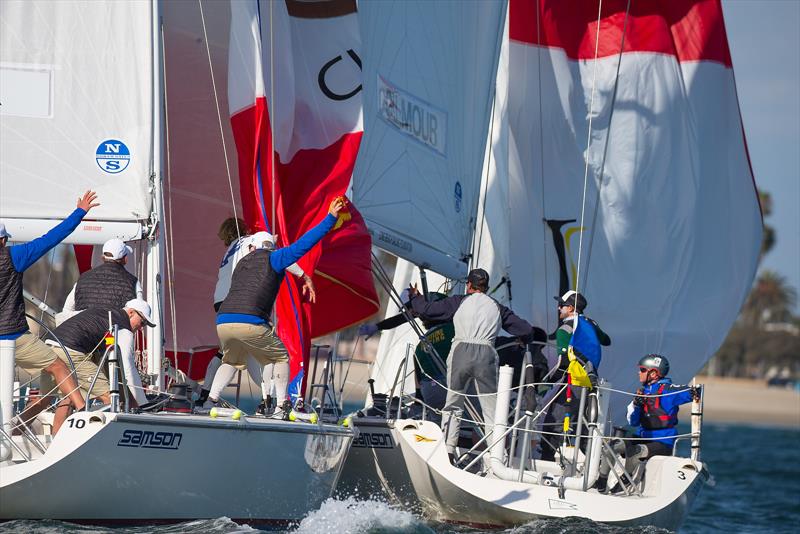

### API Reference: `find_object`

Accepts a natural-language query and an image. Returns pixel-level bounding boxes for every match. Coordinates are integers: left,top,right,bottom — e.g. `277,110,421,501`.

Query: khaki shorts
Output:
40,347,109,400
14,332,57,372
216,323,289,369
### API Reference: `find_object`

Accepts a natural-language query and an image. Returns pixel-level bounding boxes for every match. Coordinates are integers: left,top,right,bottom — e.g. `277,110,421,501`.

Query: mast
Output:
146,0,166,391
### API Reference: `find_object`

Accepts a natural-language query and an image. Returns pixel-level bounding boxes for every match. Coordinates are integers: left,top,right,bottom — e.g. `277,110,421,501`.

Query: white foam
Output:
293,497,428,534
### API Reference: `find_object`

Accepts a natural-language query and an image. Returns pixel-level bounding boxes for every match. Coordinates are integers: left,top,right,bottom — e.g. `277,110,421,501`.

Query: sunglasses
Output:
638,367,651,373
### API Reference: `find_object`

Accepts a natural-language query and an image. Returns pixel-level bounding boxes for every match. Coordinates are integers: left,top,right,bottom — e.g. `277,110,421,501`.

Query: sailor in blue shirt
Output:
597,354,699,492
0,191,99,435
627,354,698,453
205,197,346,416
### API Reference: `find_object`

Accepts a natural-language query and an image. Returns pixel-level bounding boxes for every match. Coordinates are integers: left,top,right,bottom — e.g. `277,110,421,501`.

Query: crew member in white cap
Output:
57,237,142,325
26,298,156,428
195,219,315,413
206,197,346,417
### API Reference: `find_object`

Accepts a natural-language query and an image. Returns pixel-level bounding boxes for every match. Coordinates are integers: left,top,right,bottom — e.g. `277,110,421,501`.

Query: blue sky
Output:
723,0,800,310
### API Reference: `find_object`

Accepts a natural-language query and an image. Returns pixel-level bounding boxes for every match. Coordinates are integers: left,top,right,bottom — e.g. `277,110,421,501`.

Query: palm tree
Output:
741,271,797,327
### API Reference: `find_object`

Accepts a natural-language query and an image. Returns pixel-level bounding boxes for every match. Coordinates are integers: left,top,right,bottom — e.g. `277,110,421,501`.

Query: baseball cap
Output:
102,238,132,260
248,231,275,250
125,298,156,327
467,268,490,290
0,223,11,239
554,290,587,311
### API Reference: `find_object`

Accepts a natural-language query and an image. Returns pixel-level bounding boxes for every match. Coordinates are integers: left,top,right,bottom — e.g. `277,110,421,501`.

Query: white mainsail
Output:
353,0,507,280
0,0,154,237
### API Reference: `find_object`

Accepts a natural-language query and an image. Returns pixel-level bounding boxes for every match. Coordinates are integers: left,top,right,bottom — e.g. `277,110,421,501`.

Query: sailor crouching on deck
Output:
31,300,157,426
0,191,99,438
407,268,535,466
206,197,346,416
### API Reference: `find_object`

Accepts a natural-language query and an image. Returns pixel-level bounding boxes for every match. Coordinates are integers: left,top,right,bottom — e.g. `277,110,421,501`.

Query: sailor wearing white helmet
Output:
201,201,344,416
195,220,317,413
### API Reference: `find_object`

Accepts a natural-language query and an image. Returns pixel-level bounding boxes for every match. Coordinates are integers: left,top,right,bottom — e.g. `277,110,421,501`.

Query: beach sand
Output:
683,376,800,428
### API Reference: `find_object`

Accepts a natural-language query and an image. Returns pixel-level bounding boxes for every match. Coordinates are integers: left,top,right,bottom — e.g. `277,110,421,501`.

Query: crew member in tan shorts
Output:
208,197,346,416
1,192,99,438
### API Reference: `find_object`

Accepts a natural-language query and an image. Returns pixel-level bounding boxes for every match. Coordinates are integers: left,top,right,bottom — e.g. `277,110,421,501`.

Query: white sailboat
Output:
339,0,761,530
0,0,354,524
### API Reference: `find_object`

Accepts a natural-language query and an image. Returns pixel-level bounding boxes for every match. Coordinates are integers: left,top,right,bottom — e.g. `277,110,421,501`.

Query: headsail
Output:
228,0,378,387
353,1,507,280
0,0,154,242
507,0,762,399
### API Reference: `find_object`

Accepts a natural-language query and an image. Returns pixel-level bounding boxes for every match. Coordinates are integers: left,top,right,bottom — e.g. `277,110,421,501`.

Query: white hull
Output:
336,416,419,508
0,410,353,525
395,420,706,530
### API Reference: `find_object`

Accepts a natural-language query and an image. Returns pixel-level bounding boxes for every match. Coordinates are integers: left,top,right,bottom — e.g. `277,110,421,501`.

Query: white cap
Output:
125,298,156,327
0,223,11,239
248,231,275,250
102,238,132,260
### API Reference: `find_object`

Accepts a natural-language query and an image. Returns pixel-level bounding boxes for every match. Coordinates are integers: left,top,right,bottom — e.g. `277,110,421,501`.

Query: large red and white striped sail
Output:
505,0,762,398
228,0,378,385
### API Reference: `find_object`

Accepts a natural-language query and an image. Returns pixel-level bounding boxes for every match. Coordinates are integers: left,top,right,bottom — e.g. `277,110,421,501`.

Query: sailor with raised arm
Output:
407,268,535,465
205,197,346,417
0,191,98,439
195,218,317,412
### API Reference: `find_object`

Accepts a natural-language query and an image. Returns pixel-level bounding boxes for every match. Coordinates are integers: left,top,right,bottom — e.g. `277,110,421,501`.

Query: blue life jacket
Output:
570,315,602,369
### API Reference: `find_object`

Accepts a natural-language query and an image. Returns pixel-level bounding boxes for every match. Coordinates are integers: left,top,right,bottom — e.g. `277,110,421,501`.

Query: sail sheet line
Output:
198,0,240,242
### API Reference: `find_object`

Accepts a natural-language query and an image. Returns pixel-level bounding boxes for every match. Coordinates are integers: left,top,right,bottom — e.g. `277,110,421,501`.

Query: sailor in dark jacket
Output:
0,191,98,439
57,237,142,324
408,268,535,464
37,299,156,426
54,238,147,404
205,197,346,415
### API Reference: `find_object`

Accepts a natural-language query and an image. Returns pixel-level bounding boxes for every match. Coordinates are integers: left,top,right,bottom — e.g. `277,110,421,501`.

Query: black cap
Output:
554,290,587,312
467,268,490,292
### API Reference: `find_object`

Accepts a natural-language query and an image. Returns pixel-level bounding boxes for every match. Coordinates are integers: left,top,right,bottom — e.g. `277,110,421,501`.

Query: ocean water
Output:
2,422,798,534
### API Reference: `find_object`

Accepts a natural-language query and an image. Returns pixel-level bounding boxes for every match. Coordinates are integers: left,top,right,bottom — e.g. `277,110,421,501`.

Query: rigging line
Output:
574,0,605,298
583,0,632,290
40,248,56,323
161,19,179,361
269,0,277,241
535,0,553,329
197,0,240,242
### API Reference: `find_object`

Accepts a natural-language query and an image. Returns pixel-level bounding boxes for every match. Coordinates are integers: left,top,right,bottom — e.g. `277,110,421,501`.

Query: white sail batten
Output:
1,219,143,246
0,0,154,223
353,1,506,280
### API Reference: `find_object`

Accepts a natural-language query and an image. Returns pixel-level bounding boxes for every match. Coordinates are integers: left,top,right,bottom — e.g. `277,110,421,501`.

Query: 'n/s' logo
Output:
96,139,131,174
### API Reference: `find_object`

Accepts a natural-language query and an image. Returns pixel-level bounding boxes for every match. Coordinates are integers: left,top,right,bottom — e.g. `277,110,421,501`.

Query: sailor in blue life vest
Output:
627,354,700,457
540,290,611,462
596,354,700,493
